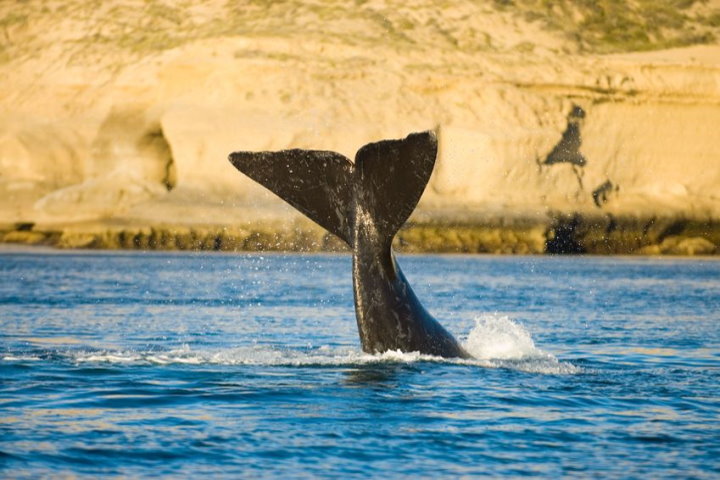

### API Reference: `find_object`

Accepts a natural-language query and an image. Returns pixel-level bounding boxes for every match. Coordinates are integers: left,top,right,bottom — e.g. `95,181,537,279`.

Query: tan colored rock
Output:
2,230,47,245
33,173,168,222
56,232,98,249
0,0,718,249
0,121,88,187
656,236,718,256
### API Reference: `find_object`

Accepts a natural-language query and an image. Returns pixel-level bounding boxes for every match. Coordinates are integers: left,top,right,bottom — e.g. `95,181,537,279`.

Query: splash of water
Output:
462,314,579,374
464,314,544,360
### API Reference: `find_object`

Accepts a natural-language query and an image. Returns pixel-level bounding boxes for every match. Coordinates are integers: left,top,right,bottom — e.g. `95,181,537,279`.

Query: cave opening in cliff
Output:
138,127,177,192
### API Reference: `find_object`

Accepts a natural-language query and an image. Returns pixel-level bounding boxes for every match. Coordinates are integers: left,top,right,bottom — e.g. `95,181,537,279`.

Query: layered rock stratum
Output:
1,0,719,254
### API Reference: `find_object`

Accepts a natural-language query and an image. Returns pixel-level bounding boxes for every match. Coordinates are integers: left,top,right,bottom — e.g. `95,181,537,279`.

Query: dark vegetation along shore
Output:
2,215,718,255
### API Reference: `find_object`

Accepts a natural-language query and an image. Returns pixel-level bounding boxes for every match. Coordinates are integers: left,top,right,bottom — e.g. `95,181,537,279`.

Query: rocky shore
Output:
2,213,717,255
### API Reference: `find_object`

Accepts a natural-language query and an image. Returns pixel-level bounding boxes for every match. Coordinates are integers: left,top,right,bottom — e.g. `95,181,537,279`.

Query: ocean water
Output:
1,248,718,479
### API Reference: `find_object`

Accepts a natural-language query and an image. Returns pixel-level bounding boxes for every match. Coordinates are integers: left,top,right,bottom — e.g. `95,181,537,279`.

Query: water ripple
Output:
1,252,718,478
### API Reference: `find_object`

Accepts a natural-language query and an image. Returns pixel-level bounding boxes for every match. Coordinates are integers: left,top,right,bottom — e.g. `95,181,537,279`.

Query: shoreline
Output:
2,215,717,256
3,244,719,261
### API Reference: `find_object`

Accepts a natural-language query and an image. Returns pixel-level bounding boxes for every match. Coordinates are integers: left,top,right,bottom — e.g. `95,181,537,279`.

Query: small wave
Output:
2,355,41,362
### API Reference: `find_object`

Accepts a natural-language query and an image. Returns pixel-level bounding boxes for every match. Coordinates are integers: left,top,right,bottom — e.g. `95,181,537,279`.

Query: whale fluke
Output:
353,132,437,242
229,131,469,358
229,149,354,244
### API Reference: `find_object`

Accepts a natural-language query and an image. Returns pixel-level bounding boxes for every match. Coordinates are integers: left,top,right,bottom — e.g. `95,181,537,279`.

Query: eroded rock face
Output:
0,0,718,252
33,173,168,222
0,121,88,187
90,106,176,191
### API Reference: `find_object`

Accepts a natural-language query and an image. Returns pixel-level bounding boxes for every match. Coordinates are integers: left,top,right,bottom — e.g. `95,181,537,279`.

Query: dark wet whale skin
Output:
351,199,469,357
229,131,469,358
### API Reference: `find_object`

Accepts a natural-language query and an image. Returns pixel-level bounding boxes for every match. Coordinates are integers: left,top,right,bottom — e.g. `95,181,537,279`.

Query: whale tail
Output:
229,131,468,359
228,131,437,246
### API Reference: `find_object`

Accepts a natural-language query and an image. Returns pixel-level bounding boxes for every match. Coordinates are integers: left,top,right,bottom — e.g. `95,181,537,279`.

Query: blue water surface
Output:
1,248,719,478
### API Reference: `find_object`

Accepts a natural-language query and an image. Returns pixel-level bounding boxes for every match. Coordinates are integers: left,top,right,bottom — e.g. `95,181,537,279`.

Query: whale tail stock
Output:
227,131,437,247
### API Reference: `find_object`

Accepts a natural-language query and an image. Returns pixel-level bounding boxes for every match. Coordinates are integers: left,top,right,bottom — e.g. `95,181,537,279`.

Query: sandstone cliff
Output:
1,0,719,254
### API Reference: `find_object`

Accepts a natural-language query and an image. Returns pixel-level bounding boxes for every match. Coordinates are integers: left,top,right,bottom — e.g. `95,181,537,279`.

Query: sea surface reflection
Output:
1,250,719,478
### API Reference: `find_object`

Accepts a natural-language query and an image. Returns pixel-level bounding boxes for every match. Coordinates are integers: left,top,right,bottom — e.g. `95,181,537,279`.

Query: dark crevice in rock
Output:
658,219,689,242
642,217,656,237
572,164,585,191
540,105,587,192
606,214,617,235
545,214,586,254
14,222,34,232
138,128,176,191
544,105,587,167
592,179,618,207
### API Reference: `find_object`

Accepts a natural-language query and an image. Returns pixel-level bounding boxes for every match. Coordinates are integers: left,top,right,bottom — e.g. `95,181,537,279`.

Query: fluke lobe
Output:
229,131,470,359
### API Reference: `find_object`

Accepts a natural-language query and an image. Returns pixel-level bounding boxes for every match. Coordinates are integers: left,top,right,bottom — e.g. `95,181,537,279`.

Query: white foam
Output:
4,315,578,375
64,345,440,368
